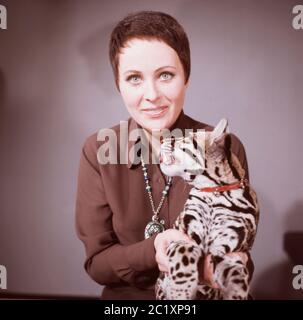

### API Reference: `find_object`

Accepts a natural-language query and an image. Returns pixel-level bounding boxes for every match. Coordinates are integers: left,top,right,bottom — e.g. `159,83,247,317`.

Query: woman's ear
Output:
185,78,190,89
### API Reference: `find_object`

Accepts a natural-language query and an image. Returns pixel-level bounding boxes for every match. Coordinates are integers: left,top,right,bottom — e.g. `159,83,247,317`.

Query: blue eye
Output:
160,72,174,80
126,75,141,84
126,71,174,84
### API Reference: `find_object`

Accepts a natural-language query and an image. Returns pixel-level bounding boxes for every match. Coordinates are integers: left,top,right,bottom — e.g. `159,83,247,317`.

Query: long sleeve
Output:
75,136,159,288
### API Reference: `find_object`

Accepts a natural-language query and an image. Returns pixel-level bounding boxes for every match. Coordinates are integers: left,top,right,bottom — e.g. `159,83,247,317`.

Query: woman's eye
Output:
126,72,174,84
127,75,141,84
160,72,174,81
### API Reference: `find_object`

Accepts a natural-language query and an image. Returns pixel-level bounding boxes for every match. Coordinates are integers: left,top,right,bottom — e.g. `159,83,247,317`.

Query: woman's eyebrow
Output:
123,66,176,75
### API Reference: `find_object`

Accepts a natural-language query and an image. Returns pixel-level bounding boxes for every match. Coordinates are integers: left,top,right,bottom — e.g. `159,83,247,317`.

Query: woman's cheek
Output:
123,88,141,111
164,80,186,100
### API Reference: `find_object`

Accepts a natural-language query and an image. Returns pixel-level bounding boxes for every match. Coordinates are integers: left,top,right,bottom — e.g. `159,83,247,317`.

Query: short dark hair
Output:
109,11,191,91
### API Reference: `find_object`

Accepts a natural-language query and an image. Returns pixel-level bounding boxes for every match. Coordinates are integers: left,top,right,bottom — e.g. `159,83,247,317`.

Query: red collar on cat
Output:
200,178,248,194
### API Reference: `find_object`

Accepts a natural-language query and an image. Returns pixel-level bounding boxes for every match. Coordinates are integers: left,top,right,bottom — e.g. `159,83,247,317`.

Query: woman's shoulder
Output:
182,113,213,132
184,113,245,145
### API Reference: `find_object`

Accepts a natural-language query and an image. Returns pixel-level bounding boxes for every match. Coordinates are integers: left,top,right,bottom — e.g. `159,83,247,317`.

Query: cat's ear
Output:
215,133,232,152
211,118,229,144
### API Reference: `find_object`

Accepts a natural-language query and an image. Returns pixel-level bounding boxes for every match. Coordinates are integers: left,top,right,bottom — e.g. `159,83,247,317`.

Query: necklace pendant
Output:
144,219,165,239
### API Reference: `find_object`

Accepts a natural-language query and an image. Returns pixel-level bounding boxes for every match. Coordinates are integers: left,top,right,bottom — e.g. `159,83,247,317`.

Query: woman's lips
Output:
141,106,169,118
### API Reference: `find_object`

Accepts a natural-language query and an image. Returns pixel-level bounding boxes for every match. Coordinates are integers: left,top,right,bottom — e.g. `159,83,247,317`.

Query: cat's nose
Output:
161,154,175,165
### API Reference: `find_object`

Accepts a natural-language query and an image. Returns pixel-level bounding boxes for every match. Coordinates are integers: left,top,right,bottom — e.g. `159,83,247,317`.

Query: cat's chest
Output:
168,176,192,225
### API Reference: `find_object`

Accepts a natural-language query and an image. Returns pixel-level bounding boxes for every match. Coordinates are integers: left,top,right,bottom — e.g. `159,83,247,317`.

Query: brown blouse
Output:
75,111,253,300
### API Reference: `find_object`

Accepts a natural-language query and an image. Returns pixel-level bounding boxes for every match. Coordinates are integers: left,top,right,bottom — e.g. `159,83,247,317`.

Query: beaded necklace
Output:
141,155,172,239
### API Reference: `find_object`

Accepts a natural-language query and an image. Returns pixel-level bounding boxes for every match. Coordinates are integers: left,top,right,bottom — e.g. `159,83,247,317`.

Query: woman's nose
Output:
144,80,160,101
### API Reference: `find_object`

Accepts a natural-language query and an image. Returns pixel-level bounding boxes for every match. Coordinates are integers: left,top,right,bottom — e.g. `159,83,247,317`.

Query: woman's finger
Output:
155,242,169,270
158,263,169,272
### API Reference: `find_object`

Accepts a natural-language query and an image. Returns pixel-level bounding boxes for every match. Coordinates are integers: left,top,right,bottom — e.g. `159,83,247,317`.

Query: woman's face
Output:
118,39,189,132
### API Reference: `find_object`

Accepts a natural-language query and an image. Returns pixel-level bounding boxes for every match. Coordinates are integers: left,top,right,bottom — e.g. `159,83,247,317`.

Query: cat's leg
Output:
195,254,223,300
196,283,223,300
155,272,168,300
212,254,250,300
165,240,203,300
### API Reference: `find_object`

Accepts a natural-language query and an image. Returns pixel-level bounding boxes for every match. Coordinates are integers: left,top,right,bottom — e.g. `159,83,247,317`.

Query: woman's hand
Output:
154,229,196,273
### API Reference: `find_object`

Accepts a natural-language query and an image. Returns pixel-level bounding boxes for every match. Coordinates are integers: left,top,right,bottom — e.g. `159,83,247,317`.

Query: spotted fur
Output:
156,119,259,300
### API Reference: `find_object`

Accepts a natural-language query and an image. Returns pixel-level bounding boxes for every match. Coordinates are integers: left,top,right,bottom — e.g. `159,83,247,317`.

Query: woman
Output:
75,11,253,300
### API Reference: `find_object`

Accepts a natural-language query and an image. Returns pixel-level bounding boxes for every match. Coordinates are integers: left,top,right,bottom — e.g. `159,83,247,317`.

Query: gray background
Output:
0,0,302,299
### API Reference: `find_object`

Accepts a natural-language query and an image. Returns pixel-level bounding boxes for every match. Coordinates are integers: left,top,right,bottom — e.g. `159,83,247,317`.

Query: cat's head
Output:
160,118,236,184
